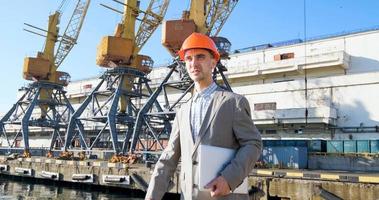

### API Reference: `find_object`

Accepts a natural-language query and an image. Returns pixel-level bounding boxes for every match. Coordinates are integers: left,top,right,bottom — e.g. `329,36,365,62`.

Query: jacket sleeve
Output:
220,96,262,191
145,112,181,200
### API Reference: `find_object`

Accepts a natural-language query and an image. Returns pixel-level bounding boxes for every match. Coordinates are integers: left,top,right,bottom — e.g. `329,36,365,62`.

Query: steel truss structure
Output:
63,66,156,155
0,82,75,155
130,51,232,158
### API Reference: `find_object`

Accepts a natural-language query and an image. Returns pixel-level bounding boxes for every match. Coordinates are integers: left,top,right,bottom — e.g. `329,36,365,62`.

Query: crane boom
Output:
55,0,91,68
134,0,170,55
205,0,238,36
190,0,238,36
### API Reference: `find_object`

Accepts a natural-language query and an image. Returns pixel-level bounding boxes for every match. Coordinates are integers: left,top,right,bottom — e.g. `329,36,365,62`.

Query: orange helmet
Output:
178,32,220,61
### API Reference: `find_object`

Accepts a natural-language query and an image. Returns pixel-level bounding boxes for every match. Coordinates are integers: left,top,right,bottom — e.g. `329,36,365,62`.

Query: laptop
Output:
198,144,249,194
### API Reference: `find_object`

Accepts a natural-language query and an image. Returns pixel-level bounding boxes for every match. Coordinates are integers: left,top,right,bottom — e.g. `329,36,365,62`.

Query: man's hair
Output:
205,49,215,59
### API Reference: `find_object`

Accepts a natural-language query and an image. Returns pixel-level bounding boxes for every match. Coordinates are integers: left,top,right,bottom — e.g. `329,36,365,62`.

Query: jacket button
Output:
193,184,198,188
192,161,198,165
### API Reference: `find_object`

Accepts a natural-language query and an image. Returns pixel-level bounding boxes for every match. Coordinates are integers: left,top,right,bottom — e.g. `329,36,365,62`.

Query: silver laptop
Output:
198,144,248,194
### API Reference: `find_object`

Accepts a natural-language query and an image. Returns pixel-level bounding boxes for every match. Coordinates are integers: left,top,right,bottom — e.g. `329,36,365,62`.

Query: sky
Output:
0,0,379,114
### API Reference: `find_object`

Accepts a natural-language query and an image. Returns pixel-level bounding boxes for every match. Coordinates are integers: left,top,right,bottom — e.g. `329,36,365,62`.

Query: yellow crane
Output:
0,0,90,157
23,13,66,119
24,1,90,116
96,0,170,113
162,0,238,56
62,0,170,160
130,0,238,156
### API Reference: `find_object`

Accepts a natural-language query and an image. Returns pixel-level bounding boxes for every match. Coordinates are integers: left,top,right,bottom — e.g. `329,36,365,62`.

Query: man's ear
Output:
211,59,217,71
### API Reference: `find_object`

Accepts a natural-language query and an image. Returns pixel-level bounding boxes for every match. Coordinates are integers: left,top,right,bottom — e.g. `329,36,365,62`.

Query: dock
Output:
1,155,379,199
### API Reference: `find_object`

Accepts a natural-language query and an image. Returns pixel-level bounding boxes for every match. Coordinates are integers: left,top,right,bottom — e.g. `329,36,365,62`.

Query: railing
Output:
252,106,337,125
226,51,349,77
234,25,379,53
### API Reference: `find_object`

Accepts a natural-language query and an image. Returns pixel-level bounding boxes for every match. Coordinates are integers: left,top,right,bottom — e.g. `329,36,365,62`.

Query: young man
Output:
145,32,262,200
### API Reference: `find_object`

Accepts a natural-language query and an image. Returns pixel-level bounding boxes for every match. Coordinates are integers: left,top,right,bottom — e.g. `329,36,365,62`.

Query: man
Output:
145,32,262,200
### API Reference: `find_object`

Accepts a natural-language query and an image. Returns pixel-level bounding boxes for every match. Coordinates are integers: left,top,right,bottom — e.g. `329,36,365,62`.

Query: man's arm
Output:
220,96,262,191
145,114,181,200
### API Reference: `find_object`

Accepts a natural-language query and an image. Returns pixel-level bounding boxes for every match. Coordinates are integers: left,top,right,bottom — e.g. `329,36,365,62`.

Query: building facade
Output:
2,28,379,148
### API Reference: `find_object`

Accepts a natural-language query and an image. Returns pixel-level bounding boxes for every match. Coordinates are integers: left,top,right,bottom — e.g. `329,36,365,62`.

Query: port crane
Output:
62,0,170,161
0,0,91,157
129,0,238,158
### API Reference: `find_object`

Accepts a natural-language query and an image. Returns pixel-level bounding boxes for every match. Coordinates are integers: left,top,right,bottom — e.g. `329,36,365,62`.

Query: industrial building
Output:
4,27,378,148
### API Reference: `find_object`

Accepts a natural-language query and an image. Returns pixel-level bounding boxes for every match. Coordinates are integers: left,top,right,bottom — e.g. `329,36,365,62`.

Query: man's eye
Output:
196,54,206,60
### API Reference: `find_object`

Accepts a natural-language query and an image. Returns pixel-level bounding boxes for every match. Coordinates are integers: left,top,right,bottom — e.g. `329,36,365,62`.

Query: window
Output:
265,130,277,134
254,102,276,111
274,52,295,61
83,84,92,89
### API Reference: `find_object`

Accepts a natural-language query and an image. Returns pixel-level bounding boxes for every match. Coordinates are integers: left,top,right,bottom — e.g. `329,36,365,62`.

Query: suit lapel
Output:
182,98,194,145
191,90,226,158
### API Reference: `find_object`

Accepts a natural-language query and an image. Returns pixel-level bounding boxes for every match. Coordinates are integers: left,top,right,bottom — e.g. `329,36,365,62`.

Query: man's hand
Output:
204,176,231,197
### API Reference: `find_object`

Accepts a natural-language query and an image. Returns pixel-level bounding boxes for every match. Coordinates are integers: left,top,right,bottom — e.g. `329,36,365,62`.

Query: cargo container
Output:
356,140,370,153
343,140,357,153
327,140,344,153
263,140,307,147
261,146,308,169
308,140,327,152
370,140,379,153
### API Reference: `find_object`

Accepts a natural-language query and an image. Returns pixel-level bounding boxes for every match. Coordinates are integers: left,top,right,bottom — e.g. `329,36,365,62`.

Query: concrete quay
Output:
1,155,379,199
0,156,179,194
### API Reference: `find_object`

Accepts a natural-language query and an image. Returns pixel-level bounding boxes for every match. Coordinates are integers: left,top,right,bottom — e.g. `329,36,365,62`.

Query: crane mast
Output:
189,0,207,33
44,13,59,69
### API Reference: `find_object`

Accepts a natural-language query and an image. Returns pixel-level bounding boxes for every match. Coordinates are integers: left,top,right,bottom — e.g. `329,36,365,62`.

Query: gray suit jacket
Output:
146,88,262,200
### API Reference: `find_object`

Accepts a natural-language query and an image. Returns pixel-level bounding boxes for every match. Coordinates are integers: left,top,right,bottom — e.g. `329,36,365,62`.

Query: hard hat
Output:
178,32,220,61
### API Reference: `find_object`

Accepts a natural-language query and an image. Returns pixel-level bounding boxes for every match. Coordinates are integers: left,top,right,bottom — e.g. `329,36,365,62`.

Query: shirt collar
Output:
193,82,218,100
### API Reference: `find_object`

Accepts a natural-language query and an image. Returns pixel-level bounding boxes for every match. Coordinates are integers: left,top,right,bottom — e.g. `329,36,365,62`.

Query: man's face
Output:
184,49,217,83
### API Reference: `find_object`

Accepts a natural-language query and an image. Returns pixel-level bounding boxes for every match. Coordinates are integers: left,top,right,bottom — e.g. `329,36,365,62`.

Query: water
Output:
0,175,145,200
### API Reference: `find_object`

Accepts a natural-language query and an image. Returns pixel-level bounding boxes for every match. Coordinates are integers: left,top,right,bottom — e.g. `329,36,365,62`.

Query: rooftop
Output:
234,25,379,54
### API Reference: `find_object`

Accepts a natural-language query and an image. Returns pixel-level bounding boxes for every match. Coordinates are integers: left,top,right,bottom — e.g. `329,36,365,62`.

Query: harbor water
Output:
0,175,145,200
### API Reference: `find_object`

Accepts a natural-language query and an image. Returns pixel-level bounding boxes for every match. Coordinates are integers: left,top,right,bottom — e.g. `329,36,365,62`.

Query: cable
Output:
303,0,308,125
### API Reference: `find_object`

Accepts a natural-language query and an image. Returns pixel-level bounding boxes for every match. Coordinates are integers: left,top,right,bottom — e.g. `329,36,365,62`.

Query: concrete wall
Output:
225,30,379,76
308,154,379,172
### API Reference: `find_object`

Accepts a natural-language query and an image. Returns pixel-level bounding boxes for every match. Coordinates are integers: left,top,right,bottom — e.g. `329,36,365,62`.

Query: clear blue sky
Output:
0,0,379,114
